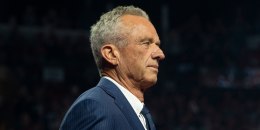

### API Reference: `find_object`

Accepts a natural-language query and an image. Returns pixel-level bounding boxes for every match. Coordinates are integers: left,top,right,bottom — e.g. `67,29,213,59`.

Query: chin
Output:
149,74,158,83
144,77,157,88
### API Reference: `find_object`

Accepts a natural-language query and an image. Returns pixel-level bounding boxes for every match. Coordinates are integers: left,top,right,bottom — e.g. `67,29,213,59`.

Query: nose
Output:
151,47,165,61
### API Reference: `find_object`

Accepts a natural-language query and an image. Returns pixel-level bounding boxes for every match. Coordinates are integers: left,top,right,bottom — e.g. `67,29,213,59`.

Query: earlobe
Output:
101,44,119,65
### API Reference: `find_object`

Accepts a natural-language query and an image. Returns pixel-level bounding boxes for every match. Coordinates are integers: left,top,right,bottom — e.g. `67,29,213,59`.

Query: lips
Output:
147,65,159,69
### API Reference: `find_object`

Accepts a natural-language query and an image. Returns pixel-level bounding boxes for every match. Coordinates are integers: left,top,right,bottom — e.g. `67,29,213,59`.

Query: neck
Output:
101,70,144,102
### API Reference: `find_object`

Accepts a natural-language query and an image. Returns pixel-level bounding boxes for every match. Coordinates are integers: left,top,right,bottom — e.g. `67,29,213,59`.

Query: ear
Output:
101,44,119,66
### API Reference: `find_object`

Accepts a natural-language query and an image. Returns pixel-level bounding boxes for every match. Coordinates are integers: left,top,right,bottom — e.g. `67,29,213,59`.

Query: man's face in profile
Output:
117,15,165,90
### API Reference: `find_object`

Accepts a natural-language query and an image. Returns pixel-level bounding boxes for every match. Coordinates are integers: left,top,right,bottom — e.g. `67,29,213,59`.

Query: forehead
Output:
120,15,159,41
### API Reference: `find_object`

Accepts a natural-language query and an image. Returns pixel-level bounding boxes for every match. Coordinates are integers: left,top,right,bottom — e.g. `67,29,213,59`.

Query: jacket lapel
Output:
97,78,145,130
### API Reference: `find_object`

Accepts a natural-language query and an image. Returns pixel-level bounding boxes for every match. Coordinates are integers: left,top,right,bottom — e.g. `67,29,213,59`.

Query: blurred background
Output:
0,0,260,130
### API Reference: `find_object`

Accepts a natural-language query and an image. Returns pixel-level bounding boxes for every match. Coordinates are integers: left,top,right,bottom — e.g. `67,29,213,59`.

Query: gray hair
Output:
90,5,149,75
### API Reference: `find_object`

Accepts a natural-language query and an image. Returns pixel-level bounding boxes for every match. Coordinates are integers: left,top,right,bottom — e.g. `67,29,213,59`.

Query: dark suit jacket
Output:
60,77,155,130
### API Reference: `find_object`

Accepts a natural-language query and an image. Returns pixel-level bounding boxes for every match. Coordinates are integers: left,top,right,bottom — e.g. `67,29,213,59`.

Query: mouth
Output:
147,65,159,70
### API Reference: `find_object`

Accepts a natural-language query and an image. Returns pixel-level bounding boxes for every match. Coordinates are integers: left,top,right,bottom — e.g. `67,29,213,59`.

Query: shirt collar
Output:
103,76,144,115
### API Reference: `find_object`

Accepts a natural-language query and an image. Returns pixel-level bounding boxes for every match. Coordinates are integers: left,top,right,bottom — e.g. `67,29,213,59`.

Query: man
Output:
60,5,165,130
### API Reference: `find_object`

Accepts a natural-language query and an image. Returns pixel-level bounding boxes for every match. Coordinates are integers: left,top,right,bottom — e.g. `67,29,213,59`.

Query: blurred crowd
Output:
0,1,260,130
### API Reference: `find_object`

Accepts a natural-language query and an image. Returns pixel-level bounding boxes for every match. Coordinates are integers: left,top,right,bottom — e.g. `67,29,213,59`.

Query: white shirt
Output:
104,76,148,130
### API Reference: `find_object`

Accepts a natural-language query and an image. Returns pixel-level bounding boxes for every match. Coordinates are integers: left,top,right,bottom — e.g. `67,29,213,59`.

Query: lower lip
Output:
148,67,158,71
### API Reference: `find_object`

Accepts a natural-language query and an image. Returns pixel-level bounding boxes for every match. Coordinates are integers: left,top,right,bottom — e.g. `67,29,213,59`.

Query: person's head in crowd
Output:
90,6,165,101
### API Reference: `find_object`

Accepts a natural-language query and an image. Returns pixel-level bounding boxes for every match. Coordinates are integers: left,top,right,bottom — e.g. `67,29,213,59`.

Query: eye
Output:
155,42,161,47
143,41,151,45
138,38,153,47
141,41,151,48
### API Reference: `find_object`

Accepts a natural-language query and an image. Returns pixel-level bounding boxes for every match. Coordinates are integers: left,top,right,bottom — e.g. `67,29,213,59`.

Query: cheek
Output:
121,47,151,72
127,55,146,73
143,52,153,65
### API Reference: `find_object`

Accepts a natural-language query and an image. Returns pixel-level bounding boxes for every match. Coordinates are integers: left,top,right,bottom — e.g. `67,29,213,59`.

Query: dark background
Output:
0,0,260,130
